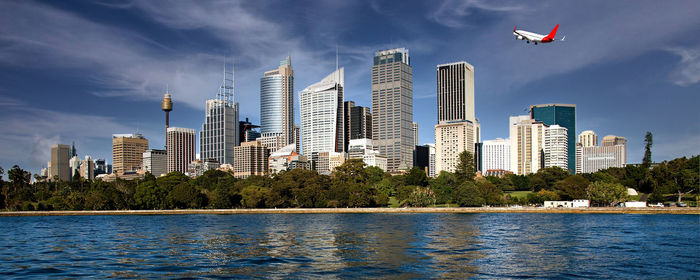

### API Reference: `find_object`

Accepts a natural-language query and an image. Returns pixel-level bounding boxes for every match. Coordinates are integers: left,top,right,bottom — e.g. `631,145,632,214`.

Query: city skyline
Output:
1,1,699,177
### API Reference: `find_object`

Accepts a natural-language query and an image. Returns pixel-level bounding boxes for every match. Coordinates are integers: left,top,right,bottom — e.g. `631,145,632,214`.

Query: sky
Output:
1,0,699,177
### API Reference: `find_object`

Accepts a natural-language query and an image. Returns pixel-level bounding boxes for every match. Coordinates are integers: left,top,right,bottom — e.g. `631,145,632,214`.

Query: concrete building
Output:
578,130,597,147
257,132,285,153
437,61,475,123
166,127,196,174
347,139,388,171
45,144,66,182
233,141,269,178
79,156,95,180
544,125,568,170
434,120,480,173
112,134,148,175
299,68,344,155
511,119,546,175
261,56,295,147
544,199,590,208
269,144,308,173
508,115,530,173
69,155,81,180
576,134,627,174
344,101,372,152
482,138,510,172
187,159,219,178
413,122,419,146
316,151,346,175
371,48,414,172
200,65,239,166
530,104,576,173
426,143,436,177
143,149,167,176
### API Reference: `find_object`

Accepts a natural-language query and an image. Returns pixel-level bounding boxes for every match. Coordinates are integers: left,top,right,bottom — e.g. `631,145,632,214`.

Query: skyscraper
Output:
544,125,568,169
483,138,510,172
200,63,239,166
413,122,419,146
577,134,627,174
167,127,196,174
578,130,597,147
344,101,372,152
530,104,576,173
260,56,294,147
79,156,95,181
299,68,344,155
143,149,167,177
434,61,480,174
372,48,413,171
49,144,70,181
511,119,546,175
112,134,148,175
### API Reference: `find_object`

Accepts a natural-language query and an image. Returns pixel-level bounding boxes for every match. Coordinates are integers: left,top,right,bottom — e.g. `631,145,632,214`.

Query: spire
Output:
218,57,234,105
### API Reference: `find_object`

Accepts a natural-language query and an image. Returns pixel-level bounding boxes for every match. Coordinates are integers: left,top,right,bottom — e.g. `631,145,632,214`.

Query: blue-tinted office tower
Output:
530,104,576,173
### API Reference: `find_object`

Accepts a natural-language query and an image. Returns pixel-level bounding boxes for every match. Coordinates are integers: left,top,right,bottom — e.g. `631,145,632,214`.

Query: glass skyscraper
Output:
260,56,294,147
299,68,344,155
530,104,576,173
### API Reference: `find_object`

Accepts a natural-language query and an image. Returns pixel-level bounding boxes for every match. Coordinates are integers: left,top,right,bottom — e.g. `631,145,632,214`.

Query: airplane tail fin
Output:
546,24,559,39
513,26,517,32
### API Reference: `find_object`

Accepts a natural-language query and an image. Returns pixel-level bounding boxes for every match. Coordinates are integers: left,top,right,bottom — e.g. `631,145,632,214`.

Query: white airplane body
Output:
513,24,564,45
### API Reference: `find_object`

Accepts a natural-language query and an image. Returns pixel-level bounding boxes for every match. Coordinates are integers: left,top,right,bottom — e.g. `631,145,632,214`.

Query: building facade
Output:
299,68,344,155
112,134,148,175
79,156,95,181
434,120,480,173
576,134,627,174
347,139,388,171
166,127,196,174
578,130,598,147
544,125,568,170
200,67,239,166
143,149,167,176
426,143,436,178
316,151,347,175
49,144,70,181
530,104,576,173
260,56,294,147
343,101,372,152
233,141,269,178
482,138,510,173
511,119,546,175
371,48,414,172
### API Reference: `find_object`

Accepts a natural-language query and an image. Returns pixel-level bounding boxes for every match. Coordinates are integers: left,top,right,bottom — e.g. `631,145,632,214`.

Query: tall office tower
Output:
344,101,372,152
112,134,148,175
260,56,294,147
413,144,430,172
143,149,167,177
49,144,70,181
79,156,95,180
508,115,531,173
166,127,196,174
200,64,239,166
434,121,480,173
434,61,479,174
511,119,546,175
294,124,300,153
426,143,436,177
372,48,414,172
530,104,576,173
69,156,81,180
233,141,269,178
544,125,568,169
577,134,627,174
413,122,419,146
482,138,511,172
299,68,344,155
578,130,597,147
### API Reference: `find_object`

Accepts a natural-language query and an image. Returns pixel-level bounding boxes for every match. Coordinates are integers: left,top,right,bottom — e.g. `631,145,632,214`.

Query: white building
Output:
508,115,531,174
544,125,568,170
578,130,598,147
482,138,510,172
347,139,388,171
299,68,344,155
143,149,167,177
624,201,647,207
576,134,627,174
268,143,305,174
434,120,480,174
200,98,239,166
69,155,81,180
510,118,546,175
167,127,196,174
544,199,590,208
426,143,436,177
316,151,346,175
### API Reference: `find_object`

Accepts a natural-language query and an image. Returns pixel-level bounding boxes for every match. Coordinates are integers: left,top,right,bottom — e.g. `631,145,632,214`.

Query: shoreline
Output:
0,207,698,216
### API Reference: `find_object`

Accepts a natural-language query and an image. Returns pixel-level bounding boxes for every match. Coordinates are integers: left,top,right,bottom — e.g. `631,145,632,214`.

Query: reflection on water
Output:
0,214,698,279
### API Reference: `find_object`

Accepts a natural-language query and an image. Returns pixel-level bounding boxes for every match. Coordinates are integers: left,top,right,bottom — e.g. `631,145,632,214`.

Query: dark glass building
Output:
530,104,576,173
413,145,430,172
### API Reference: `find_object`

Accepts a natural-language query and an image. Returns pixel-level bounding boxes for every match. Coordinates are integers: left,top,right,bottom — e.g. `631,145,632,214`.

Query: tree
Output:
587,181,628,207
454,151,475,182
430,171,457,204
475,180,504,206
529,167,569,191
405,187,436,207
553,175,589,200
405,167,428,187
642,132,653,169
452,181,483,207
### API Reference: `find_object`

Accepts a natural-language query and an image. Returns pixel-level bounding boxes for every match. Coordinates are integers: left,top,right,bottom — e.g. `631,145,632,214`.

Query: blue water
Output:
0,214,698,279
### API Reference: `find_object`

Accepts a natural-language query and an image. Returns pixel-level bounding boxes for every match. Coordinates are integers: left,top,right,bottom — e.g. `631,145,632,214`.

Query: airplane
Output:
513,24,565,45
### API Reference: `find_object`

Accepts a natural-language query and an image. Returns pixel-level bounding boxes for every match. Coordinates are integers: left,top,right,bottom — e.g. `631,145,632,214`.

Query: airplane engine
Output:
517,35,524,40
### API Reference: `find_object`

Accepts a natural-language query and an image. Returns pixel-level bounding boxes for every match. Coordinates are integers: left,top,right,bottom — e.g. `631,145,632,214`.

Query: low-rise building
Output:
544,199,590,208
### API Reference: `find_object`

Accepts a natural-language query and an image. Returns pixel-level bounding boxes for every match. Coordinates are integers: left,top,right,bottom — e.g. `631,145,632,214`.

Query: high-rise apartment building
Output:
371,48,413,171
578,130,598,147
434,61,479,174
49,144,71,181
143,149,167,176
544,125,568,170
260,56,294,147
79,156,95,181
530,104,576,173
511,119,546,175
343,101,372,152
299,68,344,156
166,127,196,174
112,134,148,175
577,134,627,174
233,141,269,178
483,138,510,172
413,122,419,146
200,64,239,166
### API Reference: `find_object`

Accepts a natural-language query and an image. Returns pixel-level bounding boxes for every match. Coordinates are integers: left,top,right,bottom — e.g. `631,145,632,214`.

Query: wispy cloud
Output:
428,0,527,28
666,46,700,86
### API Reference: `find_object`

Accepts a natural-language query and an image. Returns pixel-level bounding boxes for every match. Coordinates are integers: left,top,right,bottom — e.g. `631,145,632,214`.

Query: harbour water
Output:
0,213,698,279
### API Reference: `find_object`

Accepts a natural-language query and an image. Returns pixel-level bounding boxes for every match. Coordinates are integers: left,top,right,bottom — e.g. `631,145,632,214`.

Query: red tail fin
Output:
514,26,517,32
546,24,559,39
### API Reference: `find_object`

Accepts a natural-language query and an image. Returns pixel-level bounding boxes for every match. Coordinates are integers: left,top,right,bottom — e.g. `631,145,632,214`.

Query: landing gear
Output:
534,42,538,45
526,41,530,44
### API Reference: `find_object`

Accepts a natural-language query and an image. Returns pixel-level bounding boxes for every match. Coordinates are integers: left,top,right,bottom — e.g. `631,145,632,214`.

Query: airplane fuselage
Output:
513,24,559,45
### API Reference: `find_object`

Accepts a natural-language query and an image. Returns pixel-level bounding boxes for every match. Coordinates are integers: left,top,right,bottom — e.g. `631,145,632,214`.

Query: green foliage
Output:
404,186,436,207
528,167,569,192
536,189,560,202
430,171,456,204
587,181,628,207
405,167,429,187
452,181,483,207
642,131,653,169
553,175,589,200
454,151,475,182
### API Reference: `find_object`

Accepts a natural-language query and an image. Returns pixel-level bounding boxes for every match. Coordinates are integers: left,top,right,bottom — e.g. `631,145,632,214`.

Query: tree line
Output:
0,152,697,211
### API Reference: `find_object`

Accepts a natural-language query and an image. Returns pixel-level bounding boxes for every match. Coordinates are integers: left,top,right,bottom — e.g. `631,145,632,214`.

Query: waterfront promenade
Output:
1,207,698,216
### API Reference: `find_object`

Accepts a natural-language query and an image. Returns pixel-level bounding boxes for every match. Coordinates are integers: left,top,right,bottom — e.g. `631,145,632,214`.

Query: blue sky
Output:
1,0,699,177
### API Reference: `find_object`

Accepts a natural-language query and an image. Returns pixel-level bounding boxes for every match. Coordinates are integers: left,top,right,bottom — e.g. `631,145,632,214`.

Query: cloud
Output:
666,47,700,86
428,0,526,28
